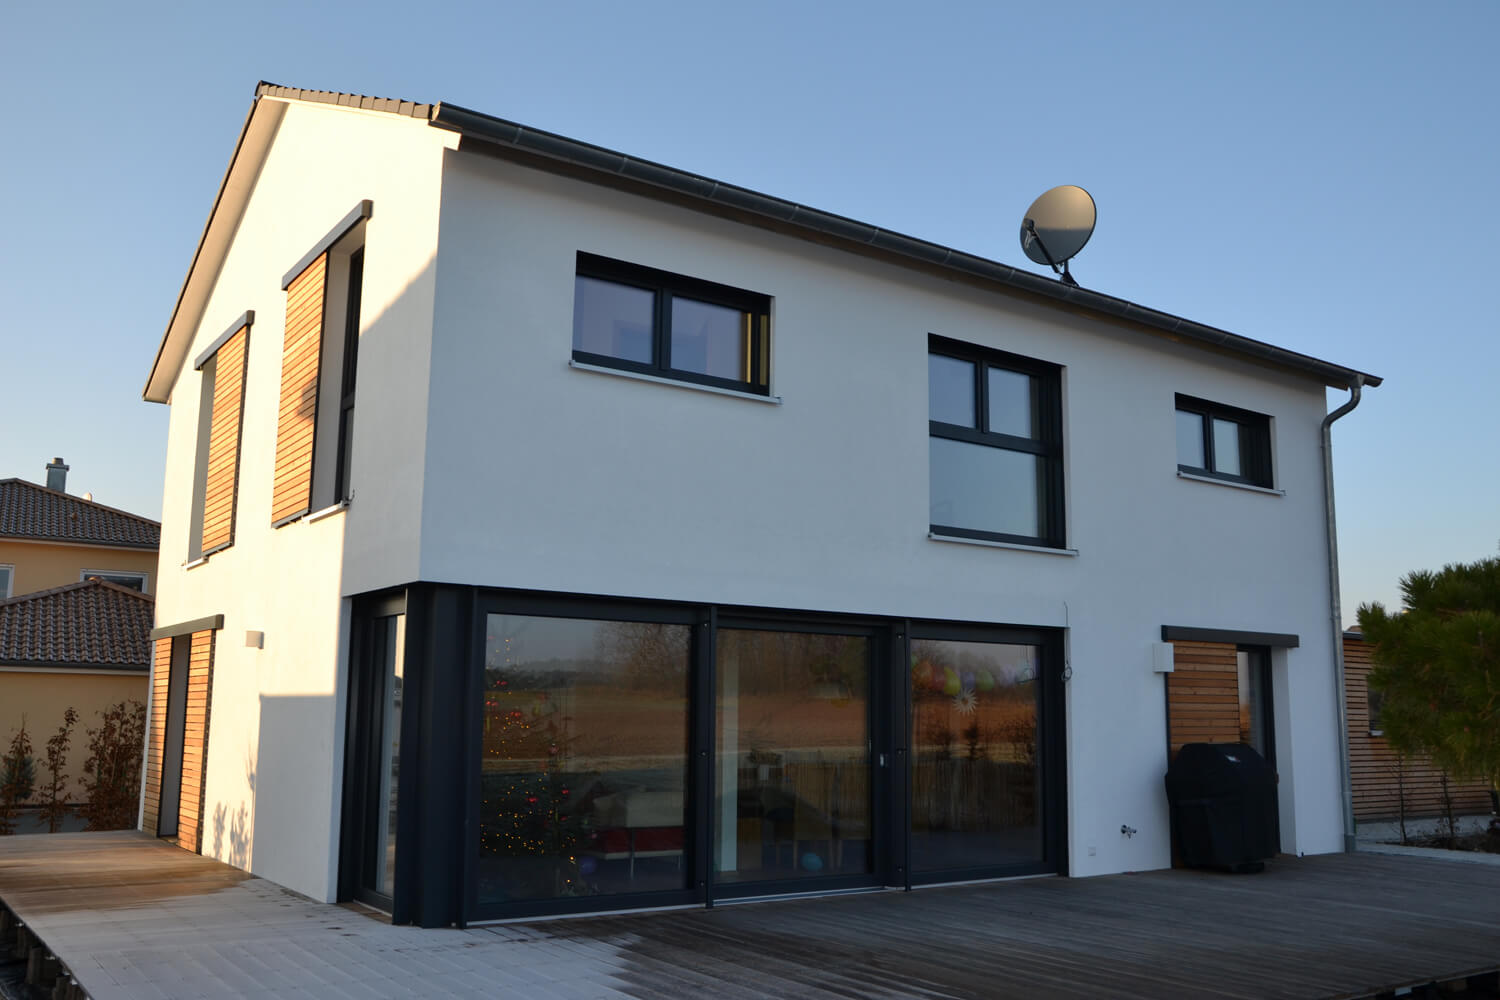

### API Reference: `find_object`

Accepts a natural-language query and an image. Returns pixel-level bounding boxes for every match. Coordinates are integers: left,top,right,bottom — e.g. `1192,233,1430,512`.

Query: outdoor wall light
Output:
1151,642,1175,674
245,630,264,649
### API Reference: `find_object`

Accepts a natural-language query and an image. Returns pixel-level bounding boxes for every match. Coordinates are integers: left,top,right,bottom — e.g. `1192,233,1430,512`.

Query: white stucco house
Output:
140,82,1380,926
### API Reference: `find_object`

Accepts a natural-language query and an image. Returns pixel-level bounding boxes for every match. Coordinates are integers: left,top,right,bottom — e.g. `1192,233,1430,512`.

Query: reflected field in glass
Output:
910,639,1042,873
715,629,871,883
477,614,690,904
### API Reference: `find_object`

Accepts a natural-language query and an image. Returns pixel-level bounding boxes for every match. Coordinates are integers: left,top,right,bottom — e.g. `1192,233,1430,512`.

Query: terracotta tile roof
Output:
0,479,160,550
0,579,154,670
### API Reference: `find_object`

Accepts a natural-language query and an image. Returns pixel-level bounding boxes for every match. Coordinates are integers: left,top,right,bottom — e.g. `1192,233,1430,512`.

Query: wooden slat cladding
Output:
201,326,248,552
1344,635,1491,822
141,637,172,835
1166,641,1240,757
175,630,216,854
272,253,326,524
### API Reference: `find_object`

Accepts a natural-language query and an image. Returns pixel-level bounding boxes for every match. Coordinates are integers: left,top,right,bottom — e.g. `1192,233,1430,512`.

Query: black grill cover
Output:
1164,742,1278,869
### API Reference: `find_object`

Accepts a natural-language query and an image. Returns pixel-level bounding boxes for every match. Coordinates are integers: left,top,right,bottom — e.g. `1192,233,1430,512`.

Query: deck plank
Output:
2,832,1498,998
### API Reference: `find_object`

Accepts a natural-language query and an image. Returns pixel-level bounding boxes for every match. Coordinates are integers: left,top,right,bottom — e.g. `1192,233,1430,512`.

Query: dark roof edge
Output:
430,100,1381,391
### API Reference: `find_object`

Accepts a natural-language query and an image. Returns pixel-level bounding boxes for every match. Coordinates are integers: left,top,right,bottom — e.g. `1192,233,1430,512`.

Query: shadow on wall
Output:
209,694,336,878
210,746,254,870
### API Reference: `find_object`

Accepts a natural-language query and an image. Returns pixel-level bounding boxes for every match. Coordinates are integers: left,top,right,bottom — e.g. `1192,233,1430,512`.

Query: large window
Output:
272,202,369,526
1175,395,1272,488
477,612,691,905
572,253,770,394
928,336,1064,547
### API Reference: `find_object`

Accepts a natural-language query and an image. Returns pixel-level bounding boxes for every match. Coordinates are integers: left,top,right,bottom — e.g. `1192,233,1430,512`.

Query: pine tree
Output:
1358,555,1500,794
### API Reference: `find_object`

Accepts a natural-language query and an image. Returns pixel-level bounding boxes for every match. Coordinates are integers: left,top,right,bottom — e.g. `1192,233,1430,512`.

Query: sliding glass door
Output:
907,627,1062,881
714,627,875,891
475,612,692,907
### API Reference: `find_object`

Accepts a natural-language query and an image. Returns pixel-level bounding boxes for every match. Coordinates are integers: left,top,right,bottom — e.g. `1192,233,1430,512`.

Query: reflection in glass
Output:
986,367,1033,438
910,639,1042,872
929,355,976,427
375,616,404,896
1176,410,1205,468
670,297,750,381
1212,418,1242,476
1237,649,1269,756
477,614,689,904
573,276,654,364
715,629,870,883
929,437,1040,538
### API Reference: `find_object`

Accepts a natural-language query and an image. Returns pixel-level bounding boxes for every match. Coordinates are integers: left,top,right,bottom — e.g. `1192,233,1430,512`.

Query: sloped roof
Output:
0,579,154,670
145,81,1382,402
0,479,161,550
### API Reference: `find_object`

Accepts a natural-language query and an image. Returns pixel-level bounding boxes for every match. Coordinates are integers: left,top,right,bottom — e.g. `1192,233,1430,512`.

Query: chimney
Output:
45,457,69,493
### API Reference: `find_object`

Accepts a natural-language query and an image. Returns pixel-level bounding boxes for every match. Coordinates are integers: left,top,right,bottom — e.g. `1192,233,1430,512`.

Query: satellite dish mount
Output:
1019,185,1096,288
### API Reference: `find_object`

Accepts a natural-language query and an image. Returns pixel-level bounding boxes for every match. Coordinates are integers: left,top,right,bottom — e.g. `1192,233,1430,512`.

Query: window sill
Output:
928,532,1078,557
1176,471,1285,496
308,499,351,523
568,360,782,404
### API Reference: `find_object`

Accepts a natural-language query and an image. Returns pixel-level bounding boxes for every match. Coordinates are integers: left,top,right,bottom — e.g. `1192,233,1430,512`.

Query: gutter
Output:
430,100,1381,392
1320,378,1364,852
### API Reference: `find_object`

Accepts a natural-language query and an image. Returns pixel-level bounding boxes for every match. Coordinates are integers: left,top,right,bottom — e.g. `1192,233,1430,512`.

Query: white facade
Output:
146,87,1368,908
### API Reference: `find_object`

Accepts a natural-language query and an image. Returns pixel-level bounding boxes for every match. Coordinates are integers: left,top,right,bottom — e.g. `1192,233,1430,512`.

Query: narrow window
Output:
273,202,370,525
0,564,12,598
1174,394,1272,488
572,253,771,394
928,336,1064,548
189,312,251,560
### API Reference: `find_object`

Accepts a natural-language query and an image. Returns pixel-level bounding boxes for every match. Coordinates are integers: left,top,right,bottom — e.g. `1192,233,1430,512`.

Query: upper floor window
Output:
189,312,252,560
572,253,770,395
272,201,369,526
1175,395,1272,488
928,336,1064,548
81,570,149,592
0,564,11,598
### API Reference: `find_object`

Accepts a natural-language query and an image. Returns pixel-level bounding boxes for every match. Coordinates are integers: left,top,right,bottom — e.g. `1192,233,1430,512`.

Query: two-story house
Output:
141,82,1379,926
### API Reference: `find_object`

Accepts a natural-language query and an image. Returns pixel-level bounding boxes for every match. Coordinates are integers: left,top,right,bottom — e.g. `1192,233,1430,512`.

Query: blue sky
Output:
2,2,1495,619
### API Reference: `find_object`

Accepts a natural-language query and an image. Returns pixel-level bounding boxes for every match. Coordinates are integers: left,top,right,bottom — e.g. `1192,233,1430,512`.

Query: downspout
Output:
1321,377,1364,852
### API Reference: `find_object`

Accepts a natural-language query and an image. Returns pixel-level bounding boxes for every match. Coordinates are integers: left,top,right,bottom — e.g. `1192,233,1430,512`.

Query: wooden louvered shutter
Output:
201,325,248,552
176,629,216,854
141,636,172,834
272,253,326,524
1165,640,1240,757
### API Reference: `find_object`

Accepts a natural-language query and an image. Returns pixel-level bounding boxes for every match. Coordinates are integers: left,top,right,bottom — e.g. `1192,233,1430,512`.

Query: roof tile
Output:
0,479,160,549
0,579,154,669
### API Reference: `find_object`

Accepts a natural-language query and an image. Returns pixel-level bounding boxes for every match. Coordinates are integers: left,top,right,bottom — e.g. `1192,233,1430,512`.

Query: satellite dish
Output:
1019,185,1095,287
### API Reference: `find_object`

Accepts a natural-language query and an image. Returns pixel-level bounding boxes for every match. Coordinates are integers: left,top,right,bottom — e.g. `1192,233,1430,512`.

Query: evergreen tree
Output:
1358,556,1500,793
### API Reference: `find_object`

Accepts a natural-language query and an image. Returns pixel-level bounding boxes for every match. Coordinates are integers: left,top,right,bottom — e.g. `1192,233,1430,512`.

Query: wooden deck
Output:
2,832,1499,998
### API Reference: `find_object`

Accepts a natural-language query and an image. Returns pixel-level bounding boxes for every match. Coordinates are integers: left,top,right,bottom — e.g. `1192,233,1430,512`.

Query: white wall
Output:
424,151,1348,877
152,99,453,900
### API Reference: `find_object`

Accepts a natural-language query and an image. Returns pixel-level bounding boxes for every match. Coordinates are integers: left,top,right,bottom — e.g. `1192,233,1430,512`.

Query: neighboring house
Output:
140,82,1381,927
0,463,161,598
0,579,154,803
0,466,159,810
1343,630,1491,823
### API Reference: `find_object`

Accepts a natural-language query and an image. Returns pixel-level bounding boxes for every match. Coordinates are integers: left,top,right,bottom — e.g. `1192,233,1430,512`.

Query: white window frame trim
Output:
79,568,150,592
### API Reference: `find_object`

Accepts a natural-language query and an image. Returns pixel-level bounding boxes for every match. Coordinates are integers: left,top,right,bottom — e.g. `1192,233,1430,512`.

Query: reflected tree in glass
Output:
909,639,1043,873
477,614,690,905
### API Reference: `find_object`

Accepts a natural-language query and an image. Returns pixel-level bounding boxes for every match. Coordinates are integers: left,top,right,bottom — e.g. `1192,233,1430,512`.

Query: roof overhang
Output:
430,100,1380,391
144,82,1381,404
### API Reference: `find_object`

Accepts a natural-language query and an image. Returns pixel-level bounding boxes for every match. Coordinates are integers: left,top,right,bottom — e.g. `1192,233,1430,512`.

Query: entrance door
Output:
156,635,191,838
713,625,878,895
345,609,405,906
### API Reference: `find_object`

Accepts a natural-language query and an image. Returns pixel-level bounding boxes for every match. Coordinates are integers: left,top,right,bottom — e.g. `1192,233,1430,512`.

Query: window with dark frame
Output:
572,252,771,395
1175,394,1272,488
1367,684,1384,736
928,335,1065,548
333,247,364,504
